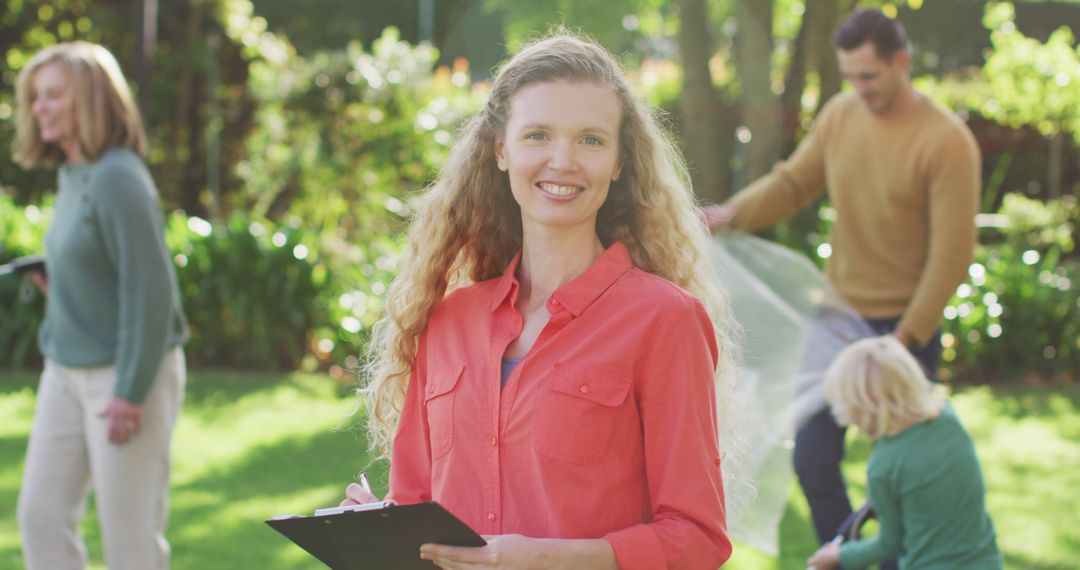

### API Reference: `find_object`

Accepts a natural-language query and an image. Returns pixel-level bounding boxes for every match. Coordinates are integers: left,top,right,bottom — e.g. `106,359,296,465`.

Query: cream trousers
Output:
18,347,185,570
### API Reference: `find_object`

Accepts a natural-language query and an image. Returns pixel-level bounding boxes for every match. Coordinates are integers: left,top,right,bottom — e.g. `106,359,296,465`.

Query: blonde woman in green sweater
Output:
807,336,1001,570
12,42,187,570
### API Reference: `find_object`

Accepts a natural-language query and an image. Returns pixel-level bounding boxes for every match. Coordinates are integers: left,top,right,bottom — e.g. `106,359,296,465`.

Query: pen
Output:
358,472,372,495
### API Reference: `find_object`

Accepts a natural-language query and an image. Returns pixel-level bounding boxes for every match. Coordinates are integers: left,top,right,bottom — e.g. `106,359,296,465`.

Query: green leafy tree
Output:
979,1,1080,197
237,28,482,363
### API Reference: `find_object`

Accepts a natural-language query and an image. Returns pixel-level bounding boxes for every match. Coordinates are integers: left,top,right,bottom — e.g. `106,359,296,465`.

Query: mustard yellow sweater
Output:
731,91,980,345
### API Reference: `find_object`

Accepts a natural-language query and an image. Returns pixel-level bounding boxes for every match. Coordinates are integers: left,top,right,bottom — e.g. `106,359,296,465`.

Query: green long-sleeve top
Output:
839,404,1002,570
40,147,188,404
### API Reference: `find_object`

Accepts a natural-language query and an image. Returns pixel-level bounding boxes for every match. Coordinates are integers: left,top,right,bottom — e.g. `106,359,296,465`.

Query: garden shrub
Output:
0,194,48,367
943,195,1079,382
166,213,329,369
233,27,482,373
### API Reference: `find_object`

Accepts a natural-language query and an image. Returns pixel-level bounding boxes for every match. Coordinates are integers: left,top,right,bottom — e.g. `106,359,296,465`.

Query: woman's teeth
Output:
540,183,579,196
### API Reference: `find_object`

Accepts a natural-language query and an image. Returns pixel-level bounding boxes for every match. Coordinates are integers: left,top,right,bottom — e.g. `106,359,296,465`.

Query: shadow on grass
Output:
169,427,386,569
1,366,353,403
0,435,28,567
1004,552,1079,570
183,369,309,404
774,496,818,570
974,383,1080,419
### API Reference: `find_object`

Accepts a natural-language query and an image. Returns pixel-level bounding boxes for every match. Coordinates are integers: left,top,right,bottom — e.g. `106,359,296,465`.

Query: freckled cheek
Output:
509,152,551,179
592,157,622,182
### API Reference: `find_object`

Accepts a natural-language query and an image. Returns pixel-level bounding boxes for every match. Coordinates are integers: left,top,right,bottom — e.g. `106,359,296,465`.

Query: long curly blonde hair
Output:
364,32,739,456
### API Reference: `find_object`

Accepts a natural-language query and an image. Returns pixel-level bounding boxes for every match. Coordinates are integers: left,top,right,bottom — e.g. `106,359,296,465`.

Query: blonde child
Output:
807,336,1001,570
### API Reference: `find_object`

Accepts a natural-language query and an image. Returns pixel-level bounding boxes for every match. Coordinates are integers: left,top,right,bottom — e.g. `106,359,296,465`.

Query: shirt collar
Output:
490,252,524,312
489,241,633,316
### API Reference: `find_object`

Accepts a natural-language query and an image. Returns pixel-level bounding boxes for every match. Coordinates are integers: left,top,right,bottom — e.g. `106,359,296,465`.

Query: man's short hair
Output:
832,8,909,61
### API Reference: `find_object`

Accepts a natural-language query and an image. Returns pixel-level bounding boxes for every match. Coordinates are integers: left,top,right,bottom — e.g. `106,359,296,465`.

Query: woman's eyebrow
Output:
518,122,614,137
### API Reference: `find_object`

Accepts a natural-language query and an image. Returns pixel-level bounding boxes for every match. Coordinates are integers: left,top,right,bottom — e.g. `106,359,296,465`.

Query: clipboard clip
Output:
313,500,394,517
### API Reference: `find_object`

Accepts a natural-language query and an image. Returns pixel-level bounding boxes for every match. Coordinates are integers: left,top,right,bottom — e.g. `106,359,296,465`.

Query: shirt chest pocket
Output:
533,365,632,464
424,365,464,461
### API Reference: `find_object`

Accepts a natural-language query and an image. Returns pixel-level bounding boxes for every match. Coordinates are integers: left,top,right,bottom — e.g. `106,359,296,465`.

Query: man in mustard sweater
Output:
704,8,981,558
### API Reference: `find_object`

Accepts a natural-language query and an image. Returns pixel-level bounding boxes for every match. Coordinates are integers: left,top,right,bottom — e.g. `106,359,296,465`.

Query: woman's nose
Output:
547,141,577,170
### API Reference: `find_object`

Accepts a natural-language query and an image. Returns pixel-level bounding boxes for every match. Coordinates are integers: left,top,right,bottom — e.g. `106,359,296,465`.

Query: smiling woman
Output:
335,31,740,570
10,42,188,570
495,80,622,236
25,64,77,147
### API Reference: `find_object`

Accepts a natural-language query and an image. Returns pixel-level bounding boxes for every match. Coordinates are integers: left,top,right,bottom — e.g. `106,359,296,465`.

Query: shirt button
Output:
491,437,498,446
579,385,590,394
487,512,496,522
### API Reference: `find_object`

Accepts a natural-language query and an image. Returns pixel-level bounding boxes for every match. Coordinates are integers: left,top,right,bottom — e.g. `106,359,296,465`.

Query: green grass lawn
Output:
2,369,1078,569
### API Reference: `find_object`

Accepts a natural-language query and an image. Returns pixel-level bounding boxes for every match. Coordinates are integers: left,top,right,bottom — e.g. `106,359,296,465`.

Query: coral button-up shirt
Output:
387,242,731,570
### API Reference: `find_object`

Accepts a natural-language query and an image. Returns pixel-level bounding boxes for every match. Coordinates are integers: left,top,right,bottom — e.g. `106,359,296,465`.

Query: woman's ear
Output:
494,138,508,172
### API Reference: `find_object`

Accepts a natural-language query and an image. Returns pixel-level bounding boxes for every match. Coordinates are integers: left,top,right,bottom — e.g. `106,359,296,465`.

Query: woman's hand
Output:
99,397,142,444
419,535,617,570
339,482,380,506
806,540,841,570
28,270,48,295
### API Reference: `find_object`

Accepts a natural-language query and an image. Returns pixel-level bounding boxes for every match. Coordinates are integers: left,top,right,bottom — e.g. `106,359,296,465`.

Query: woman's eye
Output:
526,132,547,141
582,135,603,146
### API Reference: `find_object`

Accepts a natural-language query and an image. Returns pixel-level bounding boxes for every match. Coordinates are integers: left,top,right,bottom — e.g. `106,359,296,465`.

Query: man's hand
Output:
892,328,915,348
28,270,48,295
700,203,737,233
100,397,143,444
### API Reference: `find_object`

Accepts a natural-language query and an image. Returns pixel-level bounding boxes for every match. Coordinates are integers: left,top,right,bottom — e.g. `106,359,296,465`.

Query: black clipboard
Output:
265,501,486,569
0,255,46,278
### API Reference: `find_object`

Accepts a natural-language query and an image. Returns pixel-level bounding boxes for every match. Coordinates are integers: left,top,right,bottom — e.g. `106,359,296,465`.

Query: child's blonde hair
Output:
824,336,944,439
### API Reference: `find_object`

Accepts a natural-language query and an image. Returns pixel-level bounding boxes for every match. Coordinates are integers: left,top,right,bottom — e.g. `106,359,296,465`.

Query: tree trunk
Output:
135,0,158,126
166,1,206,216
677,0,731,203
1048,130,1063,198
780,0,854,155
817,0,855,112
734,0,781,185
780,2,810,156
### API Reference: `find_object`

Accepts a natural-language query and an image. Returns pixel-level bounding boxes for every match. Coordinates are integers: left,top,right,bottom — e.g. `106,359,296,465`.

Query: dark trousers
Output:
795,318,941,564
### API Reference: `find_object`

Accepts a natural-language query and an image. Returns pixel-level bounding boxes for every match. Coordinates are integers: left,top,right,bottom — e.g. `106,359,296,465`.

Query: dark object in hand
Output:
0,255,46,278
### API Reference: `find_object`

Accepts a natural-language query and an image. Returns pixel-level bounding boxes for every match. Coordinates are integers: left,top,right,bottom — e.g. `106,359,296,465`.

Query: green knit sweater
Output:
839,404,1002,570
39,147,187,403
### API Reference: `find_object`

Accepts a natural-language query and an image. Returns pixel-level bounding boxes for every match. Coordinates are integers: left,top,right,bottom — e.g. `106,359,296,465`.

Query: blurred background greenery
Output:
2,0,1076,383
2,1,1079,568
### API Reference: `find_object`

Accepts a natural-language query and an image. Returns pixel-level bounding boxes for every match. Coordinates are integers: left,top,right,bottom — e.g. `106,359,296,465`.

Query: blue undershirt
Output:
500,357,522,386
